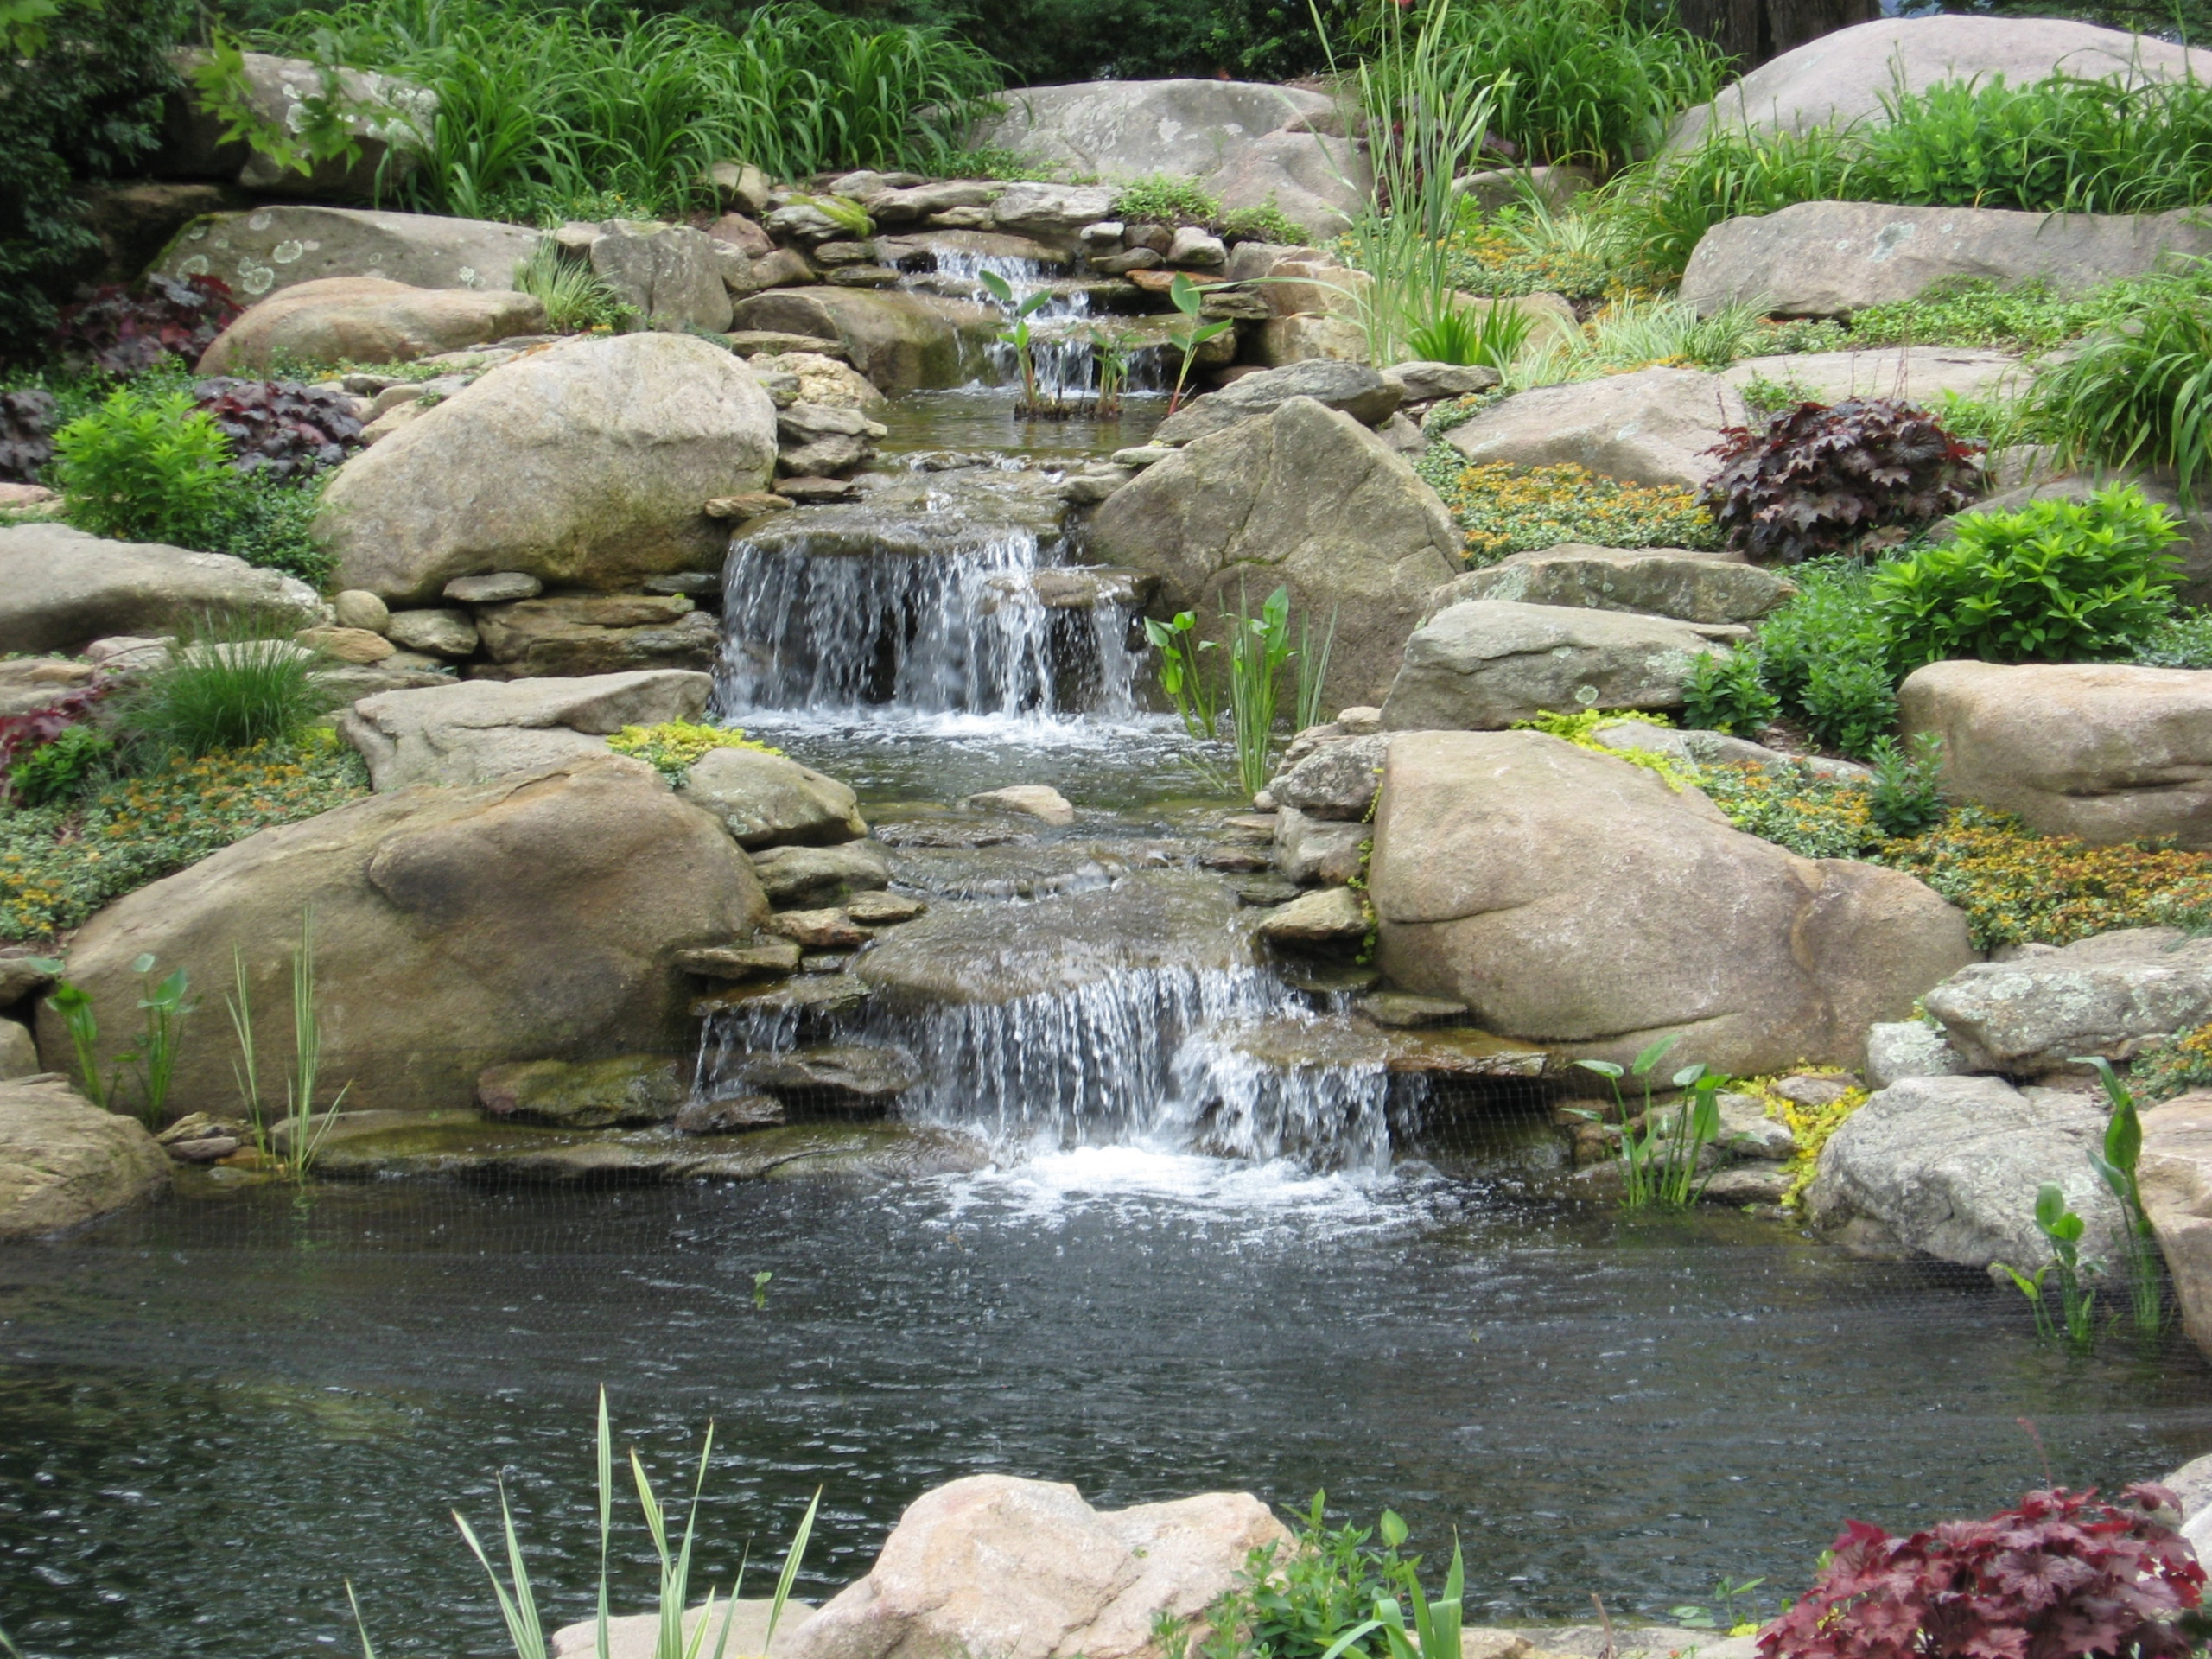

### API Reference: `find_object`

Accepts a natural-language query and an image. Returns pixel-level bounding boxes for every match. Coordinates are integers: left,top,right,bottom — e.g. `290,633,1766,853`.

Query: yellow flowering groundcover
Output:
606,720,779,786
1412,455,1722,565
0,731,367,941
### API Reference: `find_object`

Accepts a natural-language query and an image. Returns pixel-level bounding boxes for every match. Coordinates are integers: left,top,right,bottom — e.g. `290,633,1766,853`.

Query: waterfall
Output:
695,966,1403,1174
906,250,1173,401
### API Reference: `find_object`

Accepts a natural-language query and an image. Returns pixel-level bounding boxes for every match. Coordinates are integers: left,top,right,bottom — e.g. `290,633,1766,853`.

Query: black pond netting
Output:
5,1033,2212,1659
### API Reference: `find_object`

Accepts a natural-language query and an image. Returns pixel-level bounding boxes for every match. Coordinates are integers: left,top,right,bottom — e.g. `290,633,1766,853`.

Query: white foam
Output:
925,1143,1416,1234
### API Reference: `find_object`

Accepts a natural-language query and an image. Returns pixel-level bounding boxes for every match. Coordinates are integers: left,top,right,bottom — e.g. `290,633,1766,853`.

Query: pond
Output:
4,386,2209,1659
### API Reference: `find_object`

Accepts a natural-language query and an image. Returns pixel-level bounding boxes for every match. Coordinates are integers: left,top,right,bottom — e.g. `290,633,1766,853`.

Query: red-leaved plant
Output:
194,377,364,480
1703,397,1983,565
0,681,111,804
1760,1485,2204,1659
55,275,242,376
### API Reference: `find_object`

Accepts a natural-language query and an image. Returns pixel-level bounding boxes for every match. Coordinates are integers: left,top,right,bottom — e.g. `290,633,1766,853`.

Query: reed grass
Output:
2030,269,2212,506
261,0,1003,221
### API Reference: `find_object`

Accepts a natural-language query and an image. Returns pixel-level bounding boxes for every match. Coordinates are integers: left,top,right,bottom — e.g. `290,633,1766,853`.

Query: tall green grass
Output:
2031,267,2212,504
260,0,1003,221
1613,69,2212,278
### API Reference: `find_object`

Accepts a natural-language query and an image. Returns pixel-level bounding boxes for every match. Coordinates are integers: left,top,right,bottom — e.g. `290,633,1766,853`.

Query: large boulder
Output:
588,220,740,332
319,332,778,603
1368,731,1975,1075
1151,360,1400,446
337,671,712,790
784,1474,1290,1659
969,80,1370,238
2139,1094,2212,1363
1897,660,2212,850
1669,16,2212,149
1443,368,1745,489
1802,1074,2122,1269
1380,600,1723,729
155,205,543,302
1088,397,1461,709
679,747,867,849
157,49,435,200
38,756,769,1118
1719,346,2029,407
1920,928,2212,1075
1681,202,2212,319
1432,544,1794,626
0,523,323,654
729,289,997,390
0,1075,170,1242
197,276,544,374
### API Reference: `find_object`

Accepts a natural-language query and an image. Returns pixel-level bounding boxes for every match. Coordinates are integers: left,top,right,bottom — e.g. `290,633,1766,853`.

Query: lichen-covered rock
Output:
39,757,767,1116
197,276,543,373
1370,731,1974,1075
1270,734,1387,820
784,1475,1290,1659
319,332,778,603
1804,1074,2122,1268
1922,928,2212,1074
0,1075,170,1241
159,50,435,200
154,205,541,302
1381,601,1723,730
587,220,738,331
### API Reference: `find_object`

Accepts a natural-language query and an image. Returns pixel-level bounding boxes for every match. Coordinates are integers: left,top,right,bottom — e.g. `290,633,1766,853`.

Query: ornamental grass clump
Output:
1759,1484,2203,1659
1702,397,1982,566
2032,269,2212,505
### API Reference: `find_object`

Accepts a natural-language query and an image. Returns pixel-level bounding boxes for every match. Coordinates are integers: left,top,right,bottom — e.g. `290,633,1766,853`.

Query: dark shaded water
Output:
5,1145,2209,1659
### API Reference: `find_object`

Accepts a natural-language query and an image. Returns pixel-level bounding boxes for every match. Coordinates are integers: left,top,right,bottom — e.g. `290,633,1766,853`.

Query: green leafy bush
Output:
1,731,367,943
8,724,117,809
117,624,326,760
2031,270,2212,504
1751,558,1897,759
2136,609,2212,668
1702,397,1982,566
0,0,191,362
1866,732,1945,838
1800,651,1897,759
1681,649,1777,736
54,388,244,546
1218,200,1305,245
1871,486,2184,671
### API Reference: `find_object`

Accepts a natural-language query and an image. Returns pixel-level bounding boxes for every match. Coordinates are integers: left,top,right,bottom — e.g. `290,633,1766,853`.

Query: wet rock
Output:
1270,735,1386,821
1090,398,1459,708
857,872,1247,1003
42,756,767,1115
443,571,542,604
320,332,778,604
1152,360,1400,447
753,842,894,908
1805,1075,2123,1269
1898,660,2212,850
729,289,999,391
0,523,323,654
1434,545,1795,626
846,892,927,925
777,402,888,476
1681,200,2212,318
588,220,737,331
155,1111,251,1162
673,1095,787,1135
873,817,1038,851
1670,15,2212,149
1444,368,1746,489
1273,809,1370,887
338,670,710,790
200,276,543,375
1714,1094,1796,1160
692,974,873,1020
154,205,540,302
768,909,870,951
1232,876,1303,907
383,607,478,658
478,1054,687,1128
1921,927,2212,1074
986,183,1120,241
735,1043,920,1109
1865,1020,1971,1089
784,1475,1288,1659
863,181,1005,224
1382,601,1724,730
747,351,886,411
0,1074,170,1240
963,785,1075,826
1370,731,1975,1076
1700,1165,1792,1204
1354,992,1468,1028
474,595,720,677
1256,886,1370,949
1167,226,1227,267
680,748,866,851
676,939,803,980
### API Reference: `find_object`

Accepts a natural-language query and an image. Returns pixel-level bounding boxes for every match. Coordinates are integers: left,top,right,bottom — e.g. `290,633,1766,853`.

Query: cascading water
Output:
907,250,1173,401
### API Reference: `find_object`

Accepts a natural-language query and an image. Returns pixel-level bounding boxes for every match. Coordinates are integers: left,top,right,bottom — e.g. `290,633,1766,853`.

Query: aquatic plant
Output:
352,1389,820,1659
979,270,1057,416
1294,607,1339,733
2081,1056,2169,1340
282,910,349,1180
1569,1033,1729,1209
1995,1181,2100,1351
29,963,124,1111
1226,583,1294,798
1163,275,1233,416
1143,611,1220,741
1759,1484,2204,1659
131,953,192,1128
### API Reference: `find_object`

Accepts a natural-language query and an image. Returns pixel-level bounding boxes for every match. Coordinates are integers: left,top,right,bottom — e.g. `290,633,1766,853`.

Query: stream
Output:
3,386,2211,1659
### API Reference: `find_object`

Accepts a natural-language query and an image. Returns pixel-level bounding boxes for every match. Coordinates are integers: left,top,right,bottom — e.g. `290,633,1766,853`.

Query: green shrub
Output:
1871,486,2183,671
1,731,367,942
1866,732,1945,838
2135,608,2212,668
1752,558,1897,758
2031,270,2212,504
117,623,326,760
1800,651,1897,759
1111,175,1221,224
53,388,244,546
1218,200,1305,245
7,724,117,809
0,0,190,362
1681,649,1777,736
258,0,1002,221
213,474,334,586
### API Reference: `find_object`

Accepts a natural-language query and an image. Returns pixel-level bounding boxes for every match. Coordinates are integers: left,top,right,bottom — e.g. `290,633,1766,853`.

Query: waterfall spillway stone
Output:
715,468,1141,720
